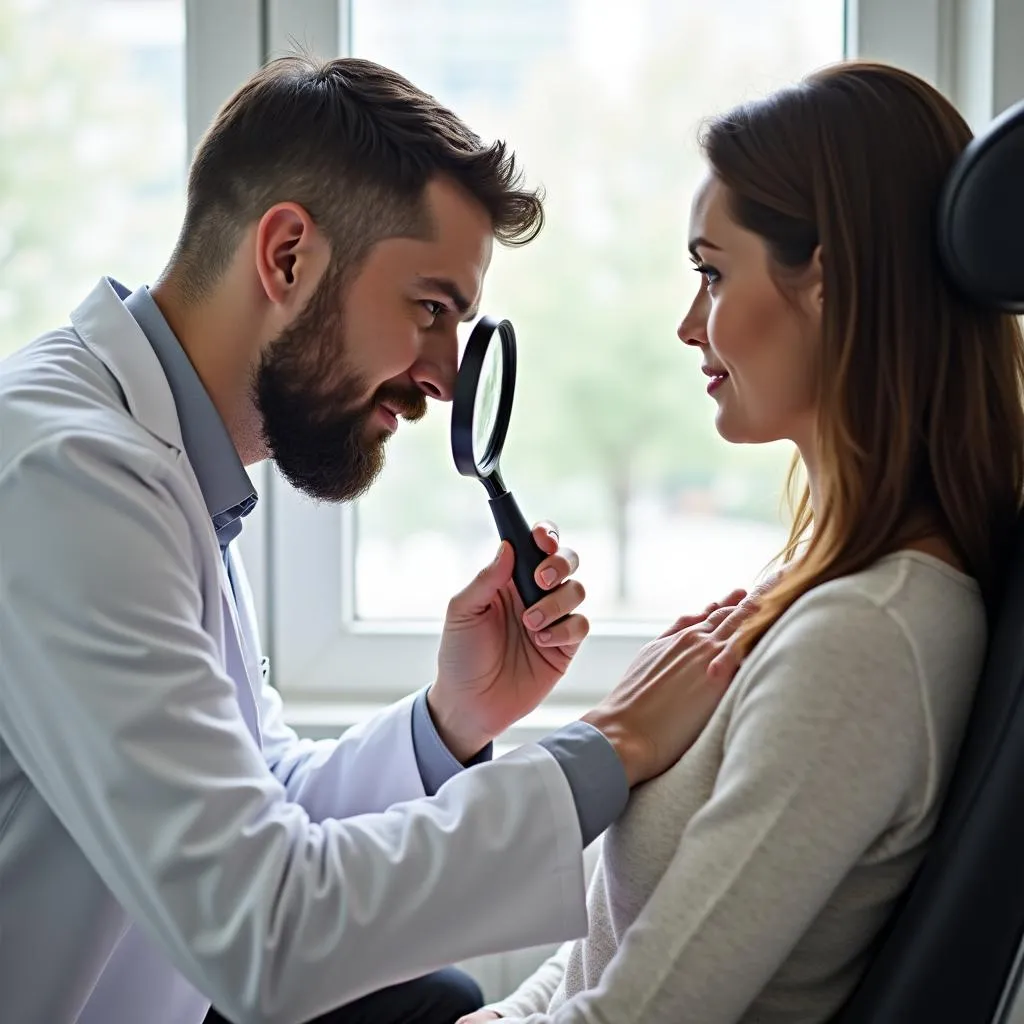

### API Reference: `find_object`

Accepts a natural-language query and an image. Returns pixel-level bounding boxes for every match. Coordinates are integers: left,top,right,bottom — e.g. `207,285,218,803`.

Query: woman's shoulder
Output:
772,550,983,649
739,551,987,730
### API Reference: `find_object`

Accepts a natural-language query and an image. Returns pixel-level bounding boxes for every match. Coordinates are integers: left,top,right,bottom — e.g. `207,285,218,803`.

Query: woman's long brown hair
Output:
700,61,1024,657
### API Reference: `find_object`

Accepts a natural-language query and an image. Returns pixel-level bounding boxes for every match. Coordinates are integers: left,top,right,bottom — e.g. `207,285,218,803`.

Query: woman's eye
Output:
693,263,721,285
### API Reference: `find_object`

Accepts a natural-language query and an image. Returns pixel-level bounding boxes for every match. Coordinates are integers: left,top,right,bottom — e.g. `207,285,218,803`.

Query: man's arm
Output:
1,434,592,1024
235,547,629,844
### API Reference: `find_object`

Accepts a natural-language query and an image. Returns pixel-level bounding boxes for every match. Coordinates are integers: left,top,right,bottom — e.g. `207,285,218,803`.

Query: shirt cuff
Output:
411,688,494,797
539,721,629,847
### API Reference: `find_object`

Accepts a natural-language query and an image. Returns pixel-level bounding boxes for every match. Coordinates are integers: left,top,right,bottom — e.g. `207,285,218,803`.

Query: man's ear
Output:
254,202,330,310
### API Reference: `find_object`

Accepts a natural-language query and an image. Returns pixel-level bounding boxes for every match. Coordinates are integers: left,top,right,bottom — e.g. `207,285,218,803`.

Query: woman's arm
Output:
490,591,929,1024
481,940,576,1018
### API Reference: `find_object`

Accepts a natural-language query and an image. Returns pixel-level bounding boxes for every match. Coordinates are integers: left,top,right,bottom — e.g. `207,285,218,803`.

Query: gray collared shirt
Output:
123,282,626,845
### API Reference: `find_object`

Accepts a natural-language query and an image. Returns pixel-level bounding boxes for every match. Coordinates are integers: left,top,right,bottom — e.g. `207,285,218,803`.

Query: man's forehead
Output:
362,233,486,313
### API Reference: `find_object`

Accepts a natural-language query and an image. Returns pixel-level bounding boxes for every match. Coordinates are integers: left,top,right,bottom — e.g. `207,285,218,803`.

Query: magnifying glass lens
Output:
472,336,503,470
451,316,548,611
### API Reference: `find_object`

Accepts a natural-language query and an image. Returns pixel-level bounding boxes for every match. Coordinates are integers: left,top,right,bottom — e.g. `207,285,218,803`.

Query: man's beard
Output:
253,268,427,502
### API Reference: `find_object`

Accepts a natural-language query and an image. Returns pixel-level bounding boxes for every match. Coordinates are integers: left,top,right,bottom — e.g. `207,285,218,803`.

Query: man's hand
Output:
583,586,765,787
428,522,588,762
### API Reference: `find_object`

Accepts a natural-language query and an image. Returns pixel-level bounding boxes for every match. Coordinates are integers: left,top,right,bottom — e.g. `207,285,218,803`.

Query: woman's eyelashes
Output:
692,262,722,286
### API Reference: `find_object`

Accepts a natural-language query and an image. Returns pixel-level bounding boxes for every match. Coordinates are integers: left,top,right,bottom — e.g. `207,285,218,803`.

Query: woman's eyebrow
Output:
688,235,723,258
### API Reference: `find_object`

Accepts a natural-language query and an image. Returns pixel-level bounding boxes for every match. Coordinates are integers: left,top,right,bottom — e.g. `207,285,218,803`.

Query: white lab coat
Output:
0,279,588,1024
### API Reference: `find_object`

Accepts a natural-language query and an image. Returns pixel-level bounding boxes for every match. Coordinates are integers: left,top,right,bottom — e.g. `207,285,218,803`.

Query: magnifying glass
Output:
452,316,548,610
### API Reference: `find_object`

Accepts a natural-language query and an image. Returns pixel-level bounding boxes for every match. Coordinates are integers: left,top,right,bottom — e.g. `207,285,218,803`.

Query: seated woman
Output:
459,60,1024,1024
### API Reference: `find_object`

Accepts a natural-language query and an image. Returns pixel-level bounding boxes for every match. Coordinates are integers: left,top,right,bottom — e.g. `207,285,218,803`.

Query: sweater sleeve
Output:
485,942,575,1018
496,590,927,1024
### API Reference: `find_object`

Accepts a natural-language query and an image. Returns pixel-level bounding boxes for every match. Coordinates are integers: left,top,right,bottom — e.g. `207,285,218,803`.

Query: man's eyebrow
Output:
416,276,479,321
688,235,722,257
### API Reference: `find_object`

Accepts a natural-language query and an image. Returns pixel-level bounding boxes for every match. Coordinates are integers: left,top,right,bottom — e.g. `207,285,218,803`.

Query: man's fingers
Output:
531,612,590,649
659,599,722,638
446,542,515,618
707,634,743,682
533,544,580,590
701,605,737,632
718,588,748,607
710,588,767,642
531,521,560,555
658,612,708,639
523,578,587,629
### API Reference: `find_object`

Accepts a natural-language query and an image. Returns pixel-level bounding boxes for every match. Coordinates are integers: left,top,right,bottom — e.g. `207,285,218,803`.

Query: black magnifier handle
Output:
488,491,547,609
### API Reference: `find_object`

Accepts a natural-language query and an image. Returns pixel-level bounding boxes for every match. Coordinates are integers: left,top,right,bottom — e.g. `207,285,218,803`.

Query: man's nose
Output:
411,328,458,402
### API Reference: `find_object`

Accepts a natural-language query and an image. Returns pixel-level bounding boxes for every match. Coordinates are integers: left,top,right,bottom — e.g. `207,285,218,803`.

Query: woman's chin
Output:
714,412,771,446
714,413,749,444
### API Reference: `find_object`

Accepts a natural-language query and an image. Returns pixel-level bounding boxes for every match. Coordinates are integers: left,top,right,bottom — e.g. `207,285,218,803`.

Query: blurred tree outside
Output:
0,0,184,355
356,3,825,609
490,15,805,602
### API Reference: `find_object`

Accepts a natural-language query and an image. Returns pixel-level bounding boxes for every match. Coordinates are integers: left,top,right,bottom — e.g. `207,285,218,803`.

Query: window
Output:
267,0,859,702
348,0,844,626
8,0,979,706
0,0,187,356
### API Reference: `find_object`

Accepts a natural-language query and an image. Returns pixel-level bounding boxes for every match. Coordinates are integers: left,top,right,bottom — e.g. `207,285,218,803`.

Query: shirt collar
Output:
121,284,257,546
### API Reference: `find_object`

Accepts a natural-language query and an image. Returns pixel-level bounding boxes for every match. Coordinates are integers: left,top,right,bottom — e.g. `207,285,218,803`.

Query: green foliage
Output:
361,11,807,563
0,0,184,354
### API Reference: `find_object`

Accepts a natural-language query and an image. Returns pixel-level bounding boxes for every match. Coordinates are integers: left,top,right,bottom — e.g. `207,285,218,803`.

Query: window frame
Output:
234,0,1022,704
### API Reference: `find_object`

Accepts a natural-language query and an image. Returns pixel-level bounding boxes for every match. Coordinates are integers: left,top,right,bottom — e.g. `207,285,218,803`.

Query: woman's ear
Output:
803,244,824,321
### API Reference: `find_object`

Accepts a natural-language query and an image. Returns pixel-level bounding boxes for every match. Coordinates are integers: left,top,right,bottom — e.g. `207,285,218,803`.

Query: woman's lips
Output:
703,369,729,395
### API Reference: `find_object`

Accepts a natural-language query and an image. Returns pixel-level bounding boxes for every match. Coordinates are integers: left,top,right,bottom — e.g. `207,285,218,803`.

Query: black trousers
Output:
203,966,484,1024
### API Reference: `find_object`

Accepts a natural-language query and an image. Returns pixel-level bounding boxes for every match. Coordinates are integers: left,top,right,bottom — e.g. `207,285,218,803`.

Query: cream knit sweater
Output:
487,553,986,1024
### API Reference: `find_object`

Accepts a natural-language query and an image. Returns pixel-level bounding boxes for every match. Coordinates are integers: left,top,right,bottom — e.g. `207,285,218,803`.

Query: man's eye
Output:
421,300,445,318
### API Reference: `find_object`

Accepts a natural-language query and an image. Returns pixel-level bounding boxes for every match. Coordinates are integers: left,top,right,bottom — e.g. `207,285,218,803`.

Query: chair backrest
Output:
836,97,1024,1024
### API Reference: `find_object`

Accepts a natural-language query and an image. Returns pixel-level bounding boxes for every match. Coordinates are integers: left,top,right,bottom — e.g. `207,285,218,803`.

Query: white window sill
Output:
284,697,592,751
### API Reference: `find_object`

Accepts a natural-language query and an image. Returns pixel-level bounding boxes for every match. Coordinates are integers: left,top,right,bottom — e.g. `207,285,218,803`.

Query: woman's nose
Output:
678,298,709,348
675,309,708,350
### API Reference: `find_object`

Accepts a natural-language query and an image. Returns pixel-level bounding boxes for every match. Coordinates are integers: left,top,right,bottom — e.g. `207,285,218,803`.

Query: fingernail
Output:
494,543,505,562
537,630,552,643
540,567,557,587
526,609,545,627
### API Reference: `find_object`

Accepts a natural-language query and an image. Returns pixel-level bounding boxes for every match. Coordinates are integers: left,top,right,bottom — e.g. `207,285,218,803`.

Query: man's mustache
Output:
373,383,428,423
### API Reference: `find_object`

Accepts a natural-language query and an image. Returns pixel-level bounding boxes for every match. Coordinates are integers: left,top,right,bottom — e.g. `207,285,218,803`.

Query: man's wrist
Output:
580,710,643,788
426,684,491,764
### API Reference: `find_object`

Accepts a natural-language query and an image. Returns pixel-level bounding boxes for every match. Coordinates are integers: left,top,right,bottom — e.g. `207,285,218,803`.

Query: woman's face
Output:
678,173,821,453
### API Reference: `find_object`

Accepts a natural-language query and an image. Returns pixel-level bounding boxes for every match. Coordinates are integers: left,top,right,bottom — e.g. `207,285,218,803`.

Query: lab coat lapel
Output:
70,278,185,452
72,278,265,747
220,557,262,747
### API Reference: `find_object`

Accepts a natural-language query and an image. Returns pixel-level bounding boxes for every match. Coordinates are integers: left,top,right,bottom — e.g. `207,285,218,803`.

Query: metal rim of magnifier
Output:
451,315,517,479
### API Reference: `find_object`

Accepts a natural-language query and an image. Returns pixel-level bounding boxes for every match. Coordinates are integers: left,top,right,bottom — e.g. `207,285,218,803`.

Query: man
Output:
0,56,751,1024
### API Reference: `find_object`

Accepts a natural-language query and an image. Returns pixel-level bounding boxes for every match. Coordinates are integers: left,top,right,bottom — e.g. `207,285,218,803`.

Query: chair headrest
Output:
938,97,1024,312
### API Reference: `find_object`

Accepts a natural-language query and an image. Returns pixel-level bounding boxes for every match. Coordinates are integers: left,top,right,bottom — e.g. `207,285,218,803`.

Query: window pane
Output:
0,0,185,355
349,0,844,622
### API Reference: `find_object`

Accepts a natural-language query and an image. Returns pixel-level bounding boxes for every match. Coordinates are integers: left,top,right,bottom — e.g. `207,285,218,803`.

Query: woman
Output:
458,60,1024,1024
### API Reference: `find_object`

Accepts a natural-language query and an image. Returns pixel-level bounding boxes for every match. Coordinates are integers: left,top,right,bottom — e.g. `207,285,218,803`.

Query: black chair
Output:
836,96,1024,1024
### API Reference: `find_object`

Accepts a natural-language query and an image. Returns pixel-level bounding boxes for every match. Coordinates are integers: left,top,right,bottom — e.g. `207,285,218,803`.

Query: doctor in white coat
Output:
0,55,753,1024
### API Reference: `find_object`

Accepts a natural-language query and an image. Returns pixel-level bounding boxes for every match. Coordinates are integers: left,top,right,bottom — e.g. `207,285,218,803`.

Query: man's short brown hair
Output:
170,54,544,300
